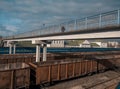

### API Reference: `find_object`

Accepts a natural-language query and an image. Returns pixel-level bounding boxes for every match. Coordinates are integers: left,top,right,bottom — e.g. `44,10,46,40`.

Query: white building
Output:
50,40,65,47
79,40,91,48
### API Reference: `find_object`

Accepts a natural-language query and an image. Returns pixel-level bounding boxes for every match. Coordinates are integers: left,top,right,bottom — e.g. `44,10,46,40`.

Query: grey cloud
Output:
0,0,120,35
0,24,17,36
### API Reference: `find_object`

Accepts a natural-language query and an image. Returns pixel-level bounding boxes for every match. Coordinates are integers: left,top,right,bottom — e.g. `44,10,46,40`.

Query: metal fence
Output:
6,9,120,39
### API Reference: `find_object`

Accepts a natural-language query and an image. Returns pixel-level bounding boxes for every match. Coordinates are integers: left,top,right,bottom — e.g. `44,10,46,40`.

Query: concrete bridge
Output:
3,9,120,62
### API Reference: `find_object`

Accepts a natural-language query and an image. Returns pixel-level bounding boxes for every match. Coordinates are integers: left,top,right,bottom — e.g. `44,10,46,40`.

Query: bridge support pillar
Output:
8,41,17,54
9,43,12,54
32,40,43,62
36,44,41,62
13,44,16,54
32,40,47,62
43,44,47,61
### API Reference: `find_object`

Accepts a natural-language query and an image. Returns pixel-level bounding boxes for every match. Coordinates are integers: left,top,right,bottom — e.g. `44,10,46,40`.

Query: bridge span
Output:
4,26,120,41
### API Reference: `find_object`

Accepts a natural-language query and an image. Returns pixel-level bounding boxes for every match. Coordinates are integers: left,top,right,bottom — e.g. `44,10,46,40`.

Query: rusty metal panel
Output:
0,59,8,64
67,63,73,78
15,68,30,88
81,61,86,75
8,58,14,63
100,60,105,70
60,64,66,80
85,60,88,74
13,58,17,63
84,60,88,74
24,58,30,63
89,60,93,73
0,71,13,89
85,60,93,74
36,66,49,84
16,58,23,63
92,60,97,72
0,54,35,64
74,62,80,76
79,61,82,75
0,63,30,89
51,65,58,81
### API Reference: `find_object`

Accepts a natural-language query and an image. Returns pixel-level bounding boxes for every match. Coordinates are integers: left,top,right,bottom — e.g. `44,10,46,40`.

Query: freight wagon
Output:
0,58,119,89
29,58,117,87
0,54,36,64
0,63,30,89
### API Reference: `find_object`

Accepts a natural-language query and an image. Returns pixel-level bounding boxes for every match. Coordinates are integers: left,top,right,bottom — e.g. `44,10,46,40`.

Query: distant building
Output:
108,41,119,48
79,40,91,48
91,43,100,48
101,42,108,48
50,40,65,47
92,42,108,48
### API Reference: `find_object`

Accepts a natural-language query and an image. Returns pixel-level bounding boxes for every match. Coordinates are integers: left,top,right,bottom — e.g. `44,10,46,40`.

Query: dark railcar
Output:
0,63,30,89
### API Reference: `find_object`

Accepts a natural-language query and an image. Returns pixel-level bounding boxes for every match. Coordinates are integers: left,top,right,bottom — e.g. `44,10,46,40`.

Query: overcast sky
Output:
0,0,120,36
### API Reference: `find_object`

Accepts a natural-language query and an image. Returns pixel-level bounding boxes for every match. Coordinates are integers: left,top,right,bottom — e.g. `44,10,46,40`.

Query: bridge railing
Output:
6,9,120,39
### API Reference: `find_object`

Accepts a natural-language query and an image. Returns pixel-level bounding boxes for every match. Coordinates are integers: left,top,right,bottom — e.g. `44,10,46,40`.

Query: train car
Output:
29,57,120,87
29,59,99,86
0,54,36,64
0,63,30,89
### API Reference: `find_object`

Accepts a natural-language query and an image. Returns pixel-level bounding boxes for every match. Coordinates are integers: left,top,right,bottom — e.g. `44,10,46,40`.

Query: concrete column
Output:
9,44,12,54
36,44,40,62
43,44,47,61
13,44,16,54
32,40,47,62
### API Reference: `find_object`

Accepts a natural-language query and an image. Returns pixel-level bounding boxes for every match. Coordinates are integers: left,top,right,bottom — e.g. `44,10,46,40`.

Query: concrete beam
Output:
32,40,45,45
32,40,41,44
5,30,120,42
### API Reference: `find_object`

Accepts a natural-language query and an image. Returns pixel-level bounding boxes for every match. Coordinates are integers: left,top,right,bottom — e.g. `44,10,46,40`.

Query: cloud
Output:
0,31,6,36
5,25,17,32
0,24,17,36
0,30,15,36
0,0,120,36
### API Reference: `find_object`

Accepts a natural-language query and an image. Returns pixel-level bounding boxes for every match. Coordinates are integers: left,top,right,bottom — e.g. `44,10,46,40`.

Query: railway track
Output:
43,70,120,89
85,69,120,89
81,65,120,89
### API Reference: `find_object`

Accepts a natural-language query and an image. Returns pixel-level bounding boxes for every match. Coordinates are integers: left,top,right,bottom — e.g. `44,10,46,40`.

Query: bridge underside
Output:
5,30,120,41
